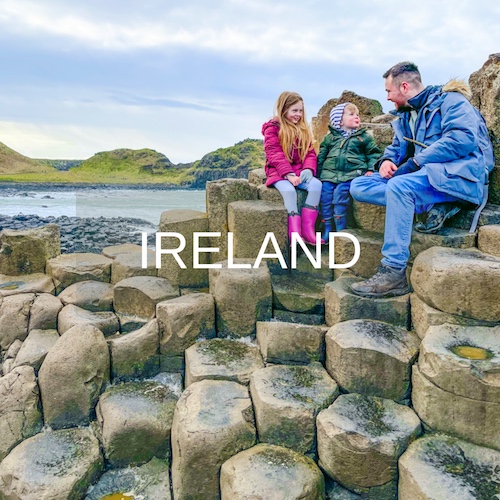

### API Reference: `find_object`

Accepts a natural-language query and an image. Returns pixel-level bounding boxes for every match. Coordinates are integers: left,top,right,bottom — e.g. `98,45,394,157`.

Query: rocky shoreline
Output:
0,214,155,254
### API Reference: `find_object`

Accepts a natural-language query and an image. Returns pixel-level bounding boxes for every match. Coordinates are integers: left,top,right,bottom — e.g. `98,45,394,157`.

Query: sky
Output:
0,0,499,164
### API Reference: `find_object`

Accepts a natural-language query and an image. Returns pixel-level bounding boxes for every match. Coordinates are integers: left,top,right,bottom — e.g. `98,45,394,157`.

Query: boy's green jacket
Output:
317,126,381,184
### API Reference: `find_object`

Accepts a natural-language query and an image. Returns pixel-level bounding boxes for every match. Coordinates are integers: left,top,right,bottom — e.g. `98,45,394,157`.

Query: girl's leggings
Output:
273,177,322,214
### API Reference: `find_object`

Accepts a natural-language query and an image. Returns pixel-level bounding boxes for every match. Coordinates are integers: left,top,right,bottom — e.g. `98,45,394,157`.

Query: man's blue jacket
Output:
382,80,494,205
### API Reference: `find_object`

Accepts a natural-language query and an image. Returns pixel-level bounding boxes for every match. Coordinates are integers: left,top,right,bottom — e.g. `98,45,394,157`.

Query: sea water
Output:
0,187,206,226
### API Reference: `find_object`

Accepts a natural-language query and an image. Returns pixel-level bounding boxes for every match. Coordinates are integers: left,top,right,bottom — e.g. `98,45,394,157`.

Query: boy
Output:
317,102,381,242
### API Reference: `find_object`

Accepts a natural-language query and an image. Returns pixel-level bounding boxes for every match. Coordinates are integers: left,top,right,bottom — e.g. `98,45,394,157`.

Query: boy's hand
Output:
379,160,398,179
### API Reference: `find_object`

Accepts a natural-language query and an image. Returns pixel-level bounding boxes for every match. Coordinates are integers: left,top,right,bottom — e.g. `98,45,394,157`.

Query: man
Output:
349,61,494,298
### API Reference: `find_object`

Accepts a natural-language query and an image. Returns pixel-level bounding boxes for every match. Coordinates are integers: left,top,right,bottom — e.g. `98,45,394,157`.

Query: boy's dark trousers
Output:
320,180,351,231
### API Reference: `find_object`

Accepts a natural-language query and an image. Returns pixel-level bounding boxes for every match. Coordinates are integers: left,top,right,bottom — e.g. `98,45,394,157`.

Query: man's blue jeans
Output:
350,169,459,269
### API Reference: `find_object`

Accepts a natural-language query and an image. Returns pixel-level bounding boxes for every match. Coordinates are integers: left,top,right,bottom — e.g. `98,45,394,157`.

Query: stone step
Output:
412,323,500,451
398,435,500,500
325,277,410,329
411,246,500,322
448,202,500,230
478,223,500,257
317,393,421,497
184,338,264,387
271,274,326,316
171,379,256,499
325,319,420,403
95,379,179,468
249,363,339,457
256,320,327,365
220,443,325,499
85,457,171,500
0,427,102,499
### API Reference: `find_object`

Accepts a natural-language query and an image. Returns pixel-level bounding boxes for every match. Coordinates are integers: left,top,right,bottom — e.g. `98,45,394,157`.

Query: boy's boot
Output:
288,213,302,245
301,206,324,245
334,214,347,231
321,218,334,244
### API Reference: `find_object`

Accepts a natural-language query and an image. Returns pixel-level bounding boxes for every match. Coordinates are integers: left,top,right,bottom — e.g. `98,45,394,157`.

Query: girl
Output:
262,91,323,245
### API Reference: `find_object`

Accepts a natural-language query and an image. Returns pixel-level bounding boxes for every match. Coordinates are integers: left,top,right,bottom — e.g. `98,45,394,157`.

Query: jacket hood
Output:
262,118,279,135
442,78,472,100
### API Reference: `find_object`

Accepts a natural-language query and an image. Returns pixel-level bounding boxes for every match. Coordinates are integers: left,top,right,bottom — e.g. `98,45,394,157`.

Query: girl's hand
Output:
365,171,374,176
286,174,301,187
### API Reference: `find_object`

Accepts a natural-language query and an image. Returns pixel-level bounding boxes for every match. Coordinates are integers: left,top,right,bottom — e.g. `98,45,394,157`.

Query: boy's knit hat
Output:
329,102,349,129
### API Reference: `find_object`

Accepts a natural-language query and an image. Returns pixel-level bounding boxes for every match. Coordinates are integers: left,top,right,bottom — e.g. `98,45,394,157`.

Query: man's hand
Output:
379,160,398,179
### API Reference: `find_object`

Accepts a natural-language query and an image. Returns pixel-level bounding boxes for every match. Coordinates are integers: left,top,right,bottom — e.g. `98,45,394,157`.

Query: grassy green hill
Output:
0,142,58,175
0,139,264,186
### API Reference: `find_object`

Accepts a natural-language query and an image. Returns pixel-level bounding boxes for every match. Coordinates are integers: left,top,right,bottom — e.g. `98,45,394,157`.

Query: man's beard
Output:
396,104,413,112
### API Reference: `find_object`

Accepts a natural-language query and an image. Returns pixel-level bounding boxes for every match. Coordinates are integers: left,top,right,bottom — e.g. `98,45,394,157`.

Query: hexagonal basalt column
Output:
325,277,409,328
46,252,113,293
256,321,326,365
110,250,156,284
317,394,421,496
411,247,500,322
250,363,339,456
325,319,420,402
96,380,178,467
227,200,287,269
399,435,500,500
157,209,210,288
220,443,325,499
171,379,256,500
185,338,264,387
209,259,272,338
113,275,179,332
412,323,500,450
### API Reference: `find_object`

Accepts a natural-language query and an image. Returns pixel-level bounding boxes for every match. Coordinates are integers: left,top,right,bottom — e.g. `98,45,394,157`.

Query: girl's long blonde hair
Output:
274,91,314,163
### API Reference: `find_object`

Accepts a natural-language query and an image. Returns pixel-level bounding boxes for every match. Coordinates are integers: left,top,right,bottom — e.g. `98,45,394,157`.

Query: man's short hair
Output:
383,61,422,86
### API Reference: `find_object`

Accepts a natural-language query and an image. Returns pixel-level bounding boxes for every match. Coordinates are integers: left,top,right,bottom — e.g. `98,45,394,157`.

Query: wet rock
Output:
46,252,113,292
96,380,178,467
0,273,55,297
58,280,114,311
84,457,171,500
9,329,59,373
325,277,409,328
171,379,256,500
185,338,264,387
0,427,103,500
411,247,500,322
58,304,119,337
220,443,325,499
28,292,62,330
108,320,160,382
157,292,215,357
412,323,500,450
0,366,42,461
209,259,272,338
325,319,420,402
38,324,110,429
0,224,60,275
398,434,500,499
256,321,327,364
0,293,34,350
250,363,339,456
157,209,210,288
317,394,421,497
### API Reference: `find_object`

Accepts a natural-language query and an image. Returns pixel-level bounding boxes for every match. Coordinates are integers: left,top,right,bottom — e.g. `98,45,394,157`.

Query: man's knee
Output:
349,176,368,200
